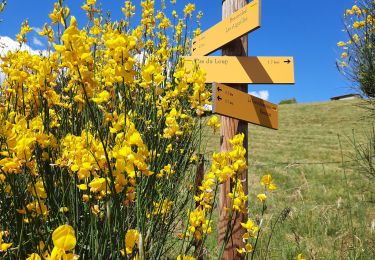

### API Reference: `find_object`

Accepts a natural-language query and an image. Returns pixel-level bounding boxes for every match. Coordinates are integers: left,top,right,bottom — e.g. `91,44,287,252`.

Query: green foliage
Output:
279,98,297,105
337,0,375,98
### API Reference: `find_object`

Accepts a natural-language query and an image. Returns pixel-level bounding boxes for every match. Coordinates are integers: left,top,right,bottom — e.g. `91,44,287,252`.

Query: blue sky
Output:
0,0,355,104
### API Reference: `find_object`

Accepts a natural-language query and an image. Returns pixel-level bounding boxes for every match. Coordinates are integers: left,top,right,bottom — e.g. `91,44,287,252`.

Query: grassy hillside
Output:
202,99,375,259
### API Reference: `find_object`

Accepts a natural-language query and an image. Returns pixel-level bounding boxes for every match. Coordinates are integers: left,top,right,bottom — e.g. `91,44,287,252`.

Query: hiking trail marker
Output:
212,83,279,129
188,0,295,258
184,56,295,84
192,0,260,56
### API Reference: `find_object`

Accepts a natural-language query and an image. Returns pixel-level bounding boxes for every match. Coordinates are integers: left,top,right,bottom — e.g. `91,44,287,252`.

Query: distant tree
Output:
279,98,297,105
337,0,375,98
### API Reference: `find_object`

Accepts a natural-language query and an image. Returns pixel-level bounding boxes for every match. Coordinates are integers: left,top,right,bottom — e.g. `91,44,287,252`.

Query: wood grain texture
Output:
194,155,205,260
219,0,249,259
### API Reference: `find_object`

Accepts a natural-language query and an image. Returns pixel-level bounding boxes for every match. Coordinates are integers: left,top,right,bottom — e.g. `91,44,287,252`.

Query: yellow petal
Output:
125,229,139,255
26,253,42,260
257,193,267,202
54,44,66,52
268,183,277,191
71,164,79,172
245,243,253,252
0,242,12,251
76,184,88,190
70,16,77,27
52,225,76,251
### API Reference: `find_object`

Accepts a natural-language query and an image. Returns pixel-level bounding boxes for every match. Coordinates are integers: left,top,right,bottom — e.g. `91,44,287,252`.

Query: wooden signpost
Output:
212,83,279,129
190,0,295,258
192,0,260,56
184,56,295,84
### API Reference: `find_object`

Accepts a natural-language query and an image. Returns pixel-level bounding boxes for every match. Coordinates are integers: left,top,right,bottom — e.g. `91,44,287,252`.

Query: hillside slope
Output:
248,99,371,164
204,99,371,164
203,99,375,259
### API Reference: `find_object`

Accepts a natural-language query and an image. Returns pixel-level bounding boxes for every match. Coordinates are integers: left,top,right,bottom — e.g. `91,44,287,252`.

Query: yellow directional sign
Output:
184,56,295,84
192,0,261,56
212,83,278,129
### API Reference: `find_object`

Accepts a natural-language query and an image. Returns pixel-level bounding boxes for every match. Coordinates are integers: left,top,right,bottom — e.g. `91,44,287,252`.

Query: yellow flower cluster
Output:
0,114,58,220
0,0,218,258
256,174,277,203
188,66,210,116
141,0,155,35
57,132,104,179
149,199,173,218
0,49,60,113
49,2,70,27
206,115,221,133
16,20,32,43
261,174,277,191
185,206,212,240
345,5,362,17
54,17,97,100
228,180,248,213
237,219,258,254
186,134,248,241
338,1,375,69
50,225,78,259
124,229,139,255
26,225,78,259
122,1,136,18
82,0,98,18
163,108,184,138
183,3,195,17
55,113,151,204
0,231,12,252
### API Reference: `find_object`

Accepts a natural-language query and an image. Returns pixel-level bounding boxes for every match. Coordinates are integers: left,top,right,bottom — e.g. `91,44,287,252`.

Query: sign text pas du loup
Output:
184,56,295,84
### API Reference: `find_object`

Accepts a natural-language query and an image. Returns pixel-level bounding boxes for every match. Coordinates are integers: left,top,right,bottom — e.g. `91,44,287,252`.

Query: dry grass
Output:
202,99,375,259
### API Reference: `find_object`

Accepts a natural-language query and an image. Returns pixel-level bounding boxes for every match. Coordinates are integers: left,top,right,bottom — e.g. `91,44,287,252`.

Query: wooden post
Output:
219,0,249,259
194,154,205,259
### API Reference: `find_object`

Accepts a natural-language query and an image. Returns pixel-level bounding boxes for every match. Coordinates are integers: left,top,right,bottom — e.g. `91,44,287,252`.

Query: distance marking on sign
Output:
212,83,279,129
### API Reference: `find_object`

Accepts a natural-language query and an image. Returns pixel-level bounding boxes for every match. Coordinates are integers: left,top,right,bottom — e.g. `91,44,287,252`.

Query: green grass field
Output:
202,99,375,259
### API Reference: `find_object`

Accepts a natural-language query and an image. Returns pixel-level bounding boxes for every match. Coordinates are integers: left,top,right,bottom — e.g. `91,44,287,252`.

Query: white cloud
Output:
0,70,4,85
32,36,44,47
204,104,212,111
0,36,46,55
249,90,269,101
32,27,43,33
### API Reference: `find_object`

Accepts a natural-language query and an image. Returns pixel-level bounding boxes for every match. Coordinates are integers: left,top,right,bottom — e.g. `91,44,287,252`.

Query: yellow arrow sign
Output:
212,83,278,129
192,0,261,56
184,56,295,84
